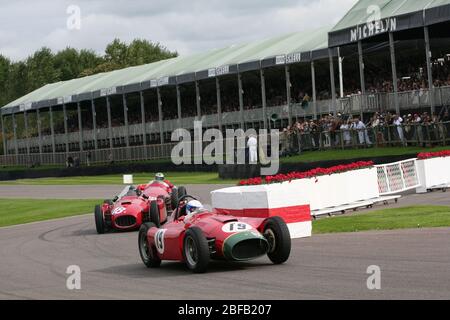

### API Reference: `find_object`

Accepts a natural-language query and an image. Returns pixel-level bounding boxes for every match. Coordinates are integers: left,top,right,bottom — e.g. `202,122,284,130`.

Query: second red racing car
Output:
94,173,186,233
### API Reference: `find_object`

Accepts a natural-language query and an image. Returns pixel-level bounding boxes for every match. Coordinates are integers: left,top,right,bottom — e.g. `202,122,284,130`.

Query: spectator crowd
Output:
279,110,450,156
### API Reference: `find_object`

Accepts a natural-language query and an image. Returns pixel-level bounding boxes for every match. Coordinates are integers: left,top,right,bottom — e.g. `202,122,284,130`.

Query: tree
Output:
0,38,179,108
126,39,177,66
53,47,82,81
25,47,60,92
104,38,128,68
0,55,11,107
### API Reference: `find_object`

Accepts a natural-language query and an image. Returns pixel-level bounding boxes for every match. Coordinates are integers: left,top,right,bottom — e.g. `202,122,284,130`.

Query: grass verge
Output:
0,199,101,227
313,205,450,234
0,172,238,186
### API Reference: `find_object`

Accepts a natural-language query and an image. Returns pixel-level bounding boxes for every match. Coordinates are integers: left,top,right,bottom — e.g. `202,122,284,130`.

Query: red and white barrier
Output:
211,184,311,239
211,167,380,239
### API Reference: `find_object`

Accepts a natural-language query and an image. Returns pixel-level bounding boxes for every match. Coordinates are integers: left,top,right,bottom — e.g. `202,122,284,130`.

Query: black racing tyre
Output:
94,205,105,234
177,186,187,201
138,222,161,268
170,188,179,210
149,200,161,227
183,227,210,273
263,216,291,264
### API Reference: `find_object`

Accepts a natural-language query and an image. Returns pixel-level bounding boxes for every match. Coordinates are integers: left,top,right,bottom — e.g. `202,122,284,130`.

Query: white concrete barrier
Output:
211,154,450,238
416,157,450,193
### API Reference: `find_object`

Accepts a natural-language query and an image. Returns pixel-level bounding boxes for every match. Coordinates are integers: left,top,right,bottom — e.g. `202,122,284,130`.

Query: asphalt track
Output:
0,185,449,299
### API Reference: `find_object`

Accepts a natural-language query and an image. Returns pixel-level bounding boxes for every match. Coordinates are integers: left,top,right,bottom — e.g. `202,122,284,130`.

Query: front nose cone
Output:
223,231,268,261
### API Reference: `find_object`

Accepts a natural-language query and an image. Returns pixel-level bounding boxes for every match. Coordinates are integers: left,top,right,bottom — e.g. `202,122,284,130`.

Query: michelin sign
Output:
350,17,397,42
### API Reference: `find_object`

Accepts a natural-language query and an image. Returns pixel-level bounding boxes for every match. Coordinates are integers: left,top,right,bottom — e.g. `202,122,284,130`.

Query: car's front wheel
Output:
138,222,161,268
149,201,161,227
263,217,291,264
94,205,105,234
183,227,210,273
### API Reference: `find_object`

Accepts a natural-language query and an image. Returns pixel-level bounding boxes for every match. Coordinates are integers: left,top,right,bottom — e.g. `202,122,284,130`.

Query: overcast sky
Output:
0,0,358,61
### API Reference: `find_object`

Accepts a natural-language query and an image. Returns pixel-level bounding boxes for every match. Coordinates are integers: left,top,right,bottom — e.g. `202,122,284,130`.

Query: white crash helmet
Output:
186,200,203,214
155,172,165,181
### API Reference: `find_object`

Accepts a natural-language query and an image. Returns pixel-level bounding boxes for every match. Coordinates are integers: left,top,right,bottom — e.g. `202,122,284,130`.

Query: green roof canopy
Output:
329,0,450,47
2,26,331,114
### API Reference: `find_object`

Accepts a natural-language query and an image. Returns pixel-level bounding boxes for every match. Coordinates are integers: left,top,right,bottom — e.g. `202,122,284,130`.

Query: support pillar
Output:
77,102,84,151
122,94,130,148
12,112,18,156
238,73,245,129
24,110,30,156
424,26,435,114
157,87,164,144
195,81,201,120
285,65,292,126
216,77,222,132
260,68,268,129
389,32,400,115
358,41,366,117
62,104,69,154
49,106,56,163
329,49,337,116
91,99,98,150
36,109,43,163
311,61,318,120
106,96,113,150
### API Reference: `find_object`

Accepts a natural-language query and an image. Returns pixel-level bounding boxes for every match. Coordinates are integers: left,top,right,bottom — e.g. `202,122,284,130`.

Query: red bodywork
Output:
102,182,172,231
146,208,269,262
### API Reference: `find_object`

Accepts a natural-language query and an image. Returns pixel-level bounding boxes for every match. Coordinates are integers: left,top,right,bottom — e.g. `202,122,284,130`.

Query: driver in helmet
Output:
153,172,174,188
184,200,204,222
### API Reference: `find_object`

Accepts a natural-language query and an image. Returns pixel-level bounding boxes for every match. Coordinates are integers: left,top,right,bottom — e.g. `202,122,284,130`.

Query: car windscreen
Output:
116,185,133,200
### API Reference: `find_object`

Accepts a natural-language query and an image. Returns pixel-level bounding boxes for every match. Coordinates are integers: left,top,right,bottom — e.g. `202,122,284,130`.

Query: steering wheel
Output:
175,195,198,219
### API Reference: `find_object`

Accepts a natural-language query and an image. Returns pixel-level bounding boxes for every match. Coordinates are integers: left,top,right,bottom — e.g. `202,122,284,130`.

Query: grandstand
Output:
2,0,450,166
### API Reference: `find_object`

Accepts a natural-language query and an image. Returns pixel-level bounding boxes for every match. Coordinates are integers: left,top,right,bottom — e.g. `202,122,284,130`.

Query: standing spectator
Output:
352,117,372,146
247,135,258,164
340,119,352,146
393,115,406,146
413,114,423,146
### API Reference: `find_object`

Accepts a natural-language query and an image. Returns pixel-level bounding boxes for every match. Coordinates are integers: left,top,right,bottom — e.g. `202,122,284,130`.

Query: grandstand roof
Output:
329,0,450,47
1,26,332,115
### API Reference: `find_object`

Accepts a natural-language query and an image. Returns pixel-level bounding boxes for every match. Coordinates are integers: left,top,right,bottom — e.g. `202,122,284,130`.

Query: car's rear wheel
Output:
183,227,209,273
263,217,291,264
138,222,161,268
94,205,105,234
149,200,161,227
170,188,179,210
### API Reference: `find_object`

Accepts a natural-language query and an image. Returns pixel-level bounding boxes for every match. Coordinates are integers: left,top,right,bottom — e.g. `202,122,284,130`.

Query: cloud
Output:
0,0,358,61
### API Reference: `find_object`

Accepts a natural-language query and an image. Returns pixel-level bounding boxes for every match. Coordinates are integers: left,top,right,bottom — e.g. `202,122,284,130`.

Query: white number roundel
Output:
221,222,253,233
112,206,126,215
155,229,167,254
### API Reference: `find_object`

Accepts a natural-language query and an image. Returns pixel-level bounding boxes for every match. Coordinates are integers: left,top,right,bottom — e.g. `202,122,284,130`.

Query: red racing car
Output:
138,195,291,273
94,180,186,234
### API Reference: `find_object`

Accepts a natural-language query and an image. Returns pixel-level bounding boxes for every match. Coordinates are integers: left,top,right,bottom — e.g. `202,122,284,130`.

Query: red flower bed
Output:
238,161,374,186
417,150,450,160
